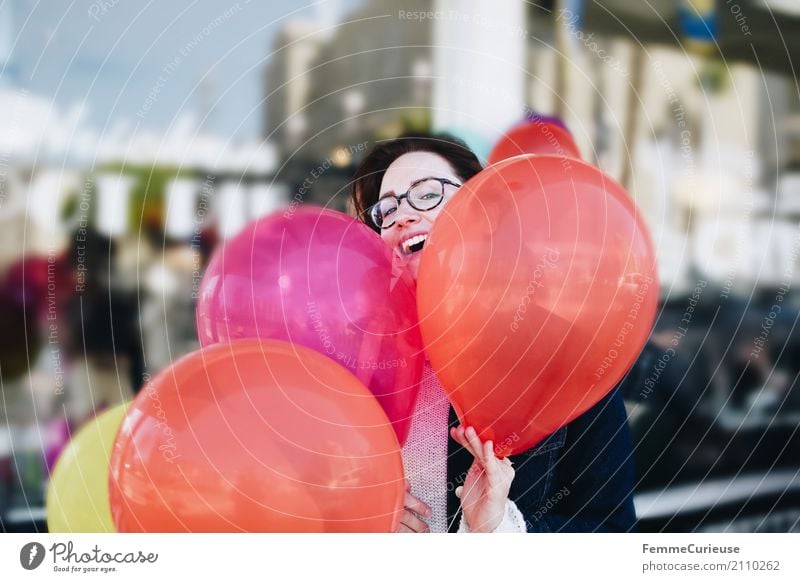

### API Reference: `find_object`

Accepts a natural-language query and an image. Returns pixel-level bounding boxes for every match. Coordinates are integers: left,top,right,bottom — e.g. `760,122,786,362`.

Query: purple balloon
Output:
196,206,424,445
522,112,571,133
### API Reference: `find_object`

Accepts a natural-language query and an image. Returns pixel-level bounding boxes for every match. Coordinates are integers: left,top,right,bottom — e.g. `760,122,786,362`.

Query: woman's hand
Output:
450,425,515,533
396,479,432,533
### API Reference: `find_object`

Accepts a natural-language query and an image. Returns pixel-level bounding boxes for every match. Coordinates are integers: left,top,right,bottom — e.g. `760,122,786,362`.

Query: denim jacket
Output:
445,387,637,532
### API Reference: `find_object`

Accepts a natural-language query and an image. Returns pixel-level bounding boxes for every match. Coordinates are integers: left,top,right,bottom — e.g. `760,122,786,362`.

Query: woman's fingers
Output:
404,490,432,518
482,440,496,473
450,425,481,461
397,486,431,532
482,440,515,500
480,441,501,487
396,488,431,532
455,431,515,492
450,426,471,457
465,426,487,465
452,425,516,494
450,427,518,533
398,508,430,533
449,426,466,448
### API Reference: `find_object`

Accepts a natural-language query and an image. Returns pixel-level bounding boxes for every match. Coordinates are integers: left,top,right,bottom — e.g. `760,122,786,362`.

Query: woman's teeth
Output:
401,234,428,255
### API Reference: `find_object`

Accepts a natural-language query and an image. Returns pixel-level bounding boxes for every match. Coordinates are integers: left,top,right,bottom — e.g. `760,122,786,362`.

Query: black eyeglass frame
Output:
367,177,462,230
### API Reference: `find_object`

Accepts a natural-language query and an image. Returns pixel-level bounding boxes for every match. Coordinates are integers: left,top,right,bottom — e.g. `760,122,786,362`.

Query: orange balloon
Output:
417,155,657,456
109,339,404,532
488,120,581,165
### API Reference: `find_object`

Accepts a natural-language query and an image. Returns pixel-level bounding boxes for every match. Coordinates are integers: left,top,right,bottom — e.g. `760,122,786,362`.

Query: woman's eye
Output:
420,192,438,200
384,206,397,217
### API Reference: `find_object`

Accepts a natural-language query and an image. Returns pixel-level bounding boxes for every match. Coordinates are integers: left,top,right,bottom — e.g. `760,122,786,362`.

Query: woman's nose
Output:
394,202,421,227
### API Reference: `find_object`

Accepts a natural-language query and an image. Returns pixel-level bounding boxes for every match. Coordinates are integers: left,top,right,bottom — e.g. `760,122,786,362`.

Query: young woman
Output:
351,134,637,533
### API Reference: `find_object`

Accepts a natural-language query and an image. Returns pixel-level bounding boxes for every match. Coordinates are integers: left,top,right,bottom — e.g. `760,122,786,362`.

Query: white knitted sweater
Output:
401,361,527,533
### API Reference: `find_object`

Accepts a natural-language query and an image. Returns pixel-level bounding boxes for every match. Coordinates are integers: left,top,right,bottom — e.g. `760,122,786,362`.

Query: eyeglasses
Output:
367,177,461,229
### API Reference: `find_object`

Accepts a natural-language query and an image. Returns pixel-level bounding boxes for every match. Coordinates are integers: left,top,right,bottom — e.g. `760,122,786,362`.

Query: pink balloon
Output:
196,206,424,444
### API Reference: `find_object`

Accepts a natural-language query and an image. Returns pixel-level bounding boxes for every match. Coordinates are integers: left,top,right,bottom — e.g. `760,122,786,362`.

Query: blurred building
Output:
264,21,325,156
301,0,434,157
264,0,435,210
3,0,800,534
431,0,526,153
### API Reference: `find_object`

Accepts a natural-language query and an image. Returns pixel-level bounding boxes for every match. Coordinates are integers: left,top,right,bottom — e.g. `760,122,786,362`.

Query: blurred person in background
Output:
351,134,637,533
139,234,204,378
61,231,143,426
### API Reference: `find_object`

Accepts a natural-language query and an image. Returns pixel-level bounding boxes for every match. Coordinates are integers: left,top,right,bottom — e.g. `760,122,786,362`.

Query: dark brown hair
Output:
351,133,483,231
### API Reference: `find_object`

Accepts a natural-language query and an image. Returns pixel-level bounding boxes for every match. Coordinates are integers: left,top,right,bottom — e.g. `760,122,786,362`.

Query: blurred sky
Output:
0,0,360,144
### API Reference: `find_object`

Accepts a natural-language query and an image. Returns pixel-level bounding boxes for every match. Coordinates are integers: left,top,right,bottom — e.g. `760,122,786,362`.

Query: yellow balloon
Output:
46,403,129,532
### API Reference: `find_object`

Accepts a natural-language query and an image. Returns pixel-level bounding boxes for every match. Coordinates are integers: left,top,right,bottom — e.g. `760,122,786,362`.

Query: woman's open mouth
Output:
400,233,428,256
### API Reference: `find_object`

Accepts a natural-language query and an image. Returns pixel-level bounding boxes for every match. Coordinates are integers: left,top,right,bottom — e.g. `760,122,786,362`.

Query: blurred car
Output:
623,293,800,532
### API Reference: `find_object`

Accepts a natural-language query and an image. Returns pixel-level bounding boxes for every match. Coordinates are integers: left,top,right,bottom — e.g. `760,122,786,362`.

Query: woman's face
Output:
378,151,462,279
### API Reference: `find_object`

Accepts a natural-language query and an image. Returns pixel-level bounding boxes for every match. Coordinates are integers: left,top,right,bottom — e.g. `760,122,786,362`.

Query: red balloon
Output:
196,206,424,444
417,155,658,456
109,339,404,532
488,120,582,165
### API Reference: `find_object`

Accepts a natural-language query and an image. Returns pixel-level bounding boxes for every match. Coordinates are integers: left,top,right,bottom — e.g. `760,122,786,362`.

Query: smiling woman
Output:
350,133,638,534
351,135,483,279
